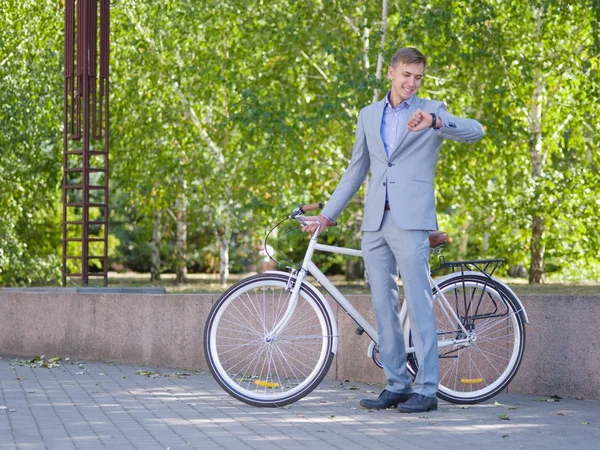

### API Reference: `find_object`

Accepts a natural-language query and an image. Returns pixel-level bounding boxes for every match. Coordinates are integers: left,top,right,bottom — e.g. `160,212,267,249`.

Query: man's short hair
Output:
391,47,427,68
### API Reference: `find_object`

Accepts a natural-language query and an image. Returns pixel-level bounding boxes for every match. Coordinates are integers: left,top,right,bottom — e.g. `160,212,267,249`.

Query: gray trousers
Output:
361,210,439,397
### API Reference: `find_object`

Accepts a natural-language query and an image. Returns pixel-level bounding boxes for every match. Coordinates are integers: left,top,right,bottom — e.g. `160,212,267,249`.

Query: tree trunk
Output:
363,0,389,288
529,215,545,283
218,219,231,286
345,257,364,281
175,193,188,284
457,217,470,261
527,5,546,284
150,212,161,281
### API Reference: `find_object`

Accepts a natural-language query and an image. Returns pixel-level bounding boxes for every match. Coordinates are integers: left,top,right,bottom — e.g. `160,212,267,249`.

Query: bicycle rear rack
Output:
431,256,504,278
431,257,508,322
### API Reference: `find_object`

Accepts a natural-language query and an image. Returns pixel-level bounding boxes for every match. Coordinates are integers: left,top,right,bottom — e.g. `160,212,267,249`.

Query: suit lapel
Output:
390,96,421,159
369,99,387,159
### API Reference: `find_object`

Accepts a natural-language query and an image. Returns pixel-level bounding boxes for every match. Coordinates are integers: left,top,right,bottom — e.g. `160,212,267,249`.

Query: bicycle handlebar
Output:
290,202,323,219
301,202,323,213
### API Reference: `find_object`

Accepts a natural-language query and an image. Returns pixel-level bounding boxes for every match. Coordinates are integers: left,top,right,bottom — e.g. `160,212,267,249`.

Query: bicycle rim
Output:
204,274,335,407
409,274,526,404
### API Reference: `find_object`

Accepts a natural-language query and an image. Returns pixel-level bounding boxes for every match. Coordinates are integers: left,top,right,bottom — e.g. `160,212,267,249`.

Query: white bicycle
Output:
204,203,528,407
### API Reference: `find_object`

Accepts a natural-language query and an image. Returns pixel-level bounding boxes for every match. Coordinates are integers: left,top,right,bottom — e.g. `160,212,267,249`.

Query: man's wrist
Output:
429,113,437,129
431,113,443,129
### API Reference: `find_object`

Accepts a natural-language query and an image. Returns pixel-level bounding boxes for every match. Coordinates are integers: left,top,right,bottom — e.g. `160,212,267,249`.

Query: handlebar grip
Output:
301,202,323,213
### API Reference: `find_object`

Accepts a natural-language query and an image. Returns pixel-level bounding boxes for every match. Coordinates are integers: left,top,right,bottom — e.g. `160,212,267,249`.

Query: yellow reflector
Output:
254,380,280,388
461,378,484,384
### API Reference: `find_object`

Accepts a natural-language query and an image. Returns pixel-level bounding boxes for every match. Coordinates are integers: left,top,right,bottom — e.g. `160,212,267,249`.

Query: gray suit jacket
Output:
321,95,485,231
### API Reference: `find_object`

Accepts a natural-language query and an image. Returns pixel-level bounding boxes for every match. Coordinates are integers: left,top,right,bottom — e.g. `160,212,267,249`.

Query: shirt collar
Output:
384,91,414,111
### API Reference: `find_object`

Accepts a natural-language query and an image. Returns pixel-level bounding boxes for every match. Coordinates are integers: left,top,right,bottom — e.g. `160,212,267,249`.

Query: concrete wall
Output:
0,291,599,399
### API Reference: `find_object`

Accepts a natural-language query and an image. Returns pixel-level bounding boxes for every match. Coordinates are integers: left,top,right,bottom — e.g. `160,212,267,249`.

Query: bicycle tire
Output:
204,273,336,407
407,273,526,404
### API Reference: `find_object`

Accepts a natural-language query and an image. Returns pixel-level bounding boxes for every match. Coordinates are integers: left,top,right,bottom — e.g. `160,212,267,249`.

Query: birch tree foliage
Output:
1,0,598,285
394,0,600,280
0,0,63,285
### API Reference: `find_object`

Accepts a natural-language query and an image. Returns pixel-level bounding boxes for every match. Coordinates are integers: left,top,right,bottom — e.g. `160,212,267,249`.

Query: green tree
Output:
0,0,63,285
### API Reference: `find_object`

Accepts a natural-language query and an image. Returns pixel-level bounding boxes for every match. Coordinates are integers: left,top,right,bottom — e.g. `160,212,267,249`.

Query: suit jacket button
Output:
383,182,386,186
388,163,393,167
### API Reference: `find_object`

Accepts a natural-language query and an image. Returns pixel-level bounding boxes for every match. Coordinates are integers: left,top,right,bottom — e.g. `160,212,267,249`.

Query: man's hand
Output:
407,109,441,132
301,214,336,237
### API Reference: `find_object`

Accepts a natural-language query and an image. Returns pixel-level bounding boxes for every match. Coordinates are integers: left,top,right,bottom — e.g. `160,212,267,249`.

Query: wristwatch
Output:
430,113,437,129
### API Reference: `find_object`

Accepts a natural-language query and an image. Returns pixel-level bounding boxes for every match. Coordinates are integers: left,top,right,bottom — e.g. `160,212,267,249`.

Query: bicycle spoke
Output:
419,275,526,403
206,275,334,405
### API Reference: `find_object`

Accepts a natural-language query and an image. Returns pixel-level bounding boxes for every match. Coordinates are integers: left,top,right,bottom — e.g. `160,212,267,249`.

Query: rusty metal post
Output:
62,0,110,286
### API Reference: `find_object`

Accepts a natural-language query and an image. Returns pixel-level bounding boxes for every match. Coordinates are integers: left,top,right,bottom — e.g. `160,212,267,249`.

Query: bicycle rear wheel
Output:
408,273,526,404
204,273,335,407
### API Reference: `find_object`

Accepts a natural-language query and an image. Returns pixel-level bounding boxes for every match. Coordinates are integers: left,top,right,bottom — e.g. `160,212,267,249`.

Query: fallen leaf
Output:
499,414,510,420
582,422,590,425
556,411,567,416
502,435,509,439
494,401,506,407
532,396,560,403
282,405,291,410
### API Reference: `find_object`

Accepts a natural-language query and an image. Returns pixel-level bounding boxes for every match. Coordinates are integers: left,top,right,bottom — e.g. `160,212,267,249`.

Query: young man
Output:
302,47,484,413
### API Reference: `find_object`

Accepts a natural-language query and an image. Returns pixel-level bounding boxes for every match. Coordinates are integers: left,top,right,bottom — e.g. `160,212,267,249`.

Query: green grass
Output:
99,271,600,296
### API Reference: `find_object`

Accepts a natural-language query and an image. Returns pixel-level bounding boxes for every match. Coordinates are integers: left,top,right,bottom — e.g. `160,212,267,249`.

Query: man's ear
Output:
387,66,394,80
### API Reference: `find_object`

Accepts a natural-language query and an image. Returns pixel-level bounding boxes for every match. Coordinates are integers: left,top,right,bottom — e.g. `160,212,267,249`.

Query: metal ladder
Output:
62,0,110,286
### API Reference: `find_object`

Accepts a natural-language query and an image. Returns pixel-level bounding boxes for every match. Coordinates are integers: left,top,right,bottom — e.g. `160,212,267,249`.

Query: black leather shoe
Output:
397,393,438,413
359,389,412,410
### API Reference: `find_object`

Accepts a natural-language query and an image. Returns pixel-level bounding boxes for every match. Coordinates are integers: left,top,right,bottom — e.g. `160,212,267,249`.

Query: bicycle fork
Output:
267,227,321,338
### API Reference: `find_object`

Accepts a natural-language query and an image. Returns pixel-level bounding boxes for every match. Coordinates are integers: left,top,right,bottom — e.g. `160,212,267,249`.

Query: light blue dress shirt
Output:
381,92,414,201
380,92,414,159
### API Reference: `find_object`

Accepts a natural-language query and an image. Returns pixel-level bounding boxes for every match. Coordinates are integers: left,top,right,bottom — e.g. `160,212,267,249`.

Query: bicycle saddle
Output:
429,231,449,249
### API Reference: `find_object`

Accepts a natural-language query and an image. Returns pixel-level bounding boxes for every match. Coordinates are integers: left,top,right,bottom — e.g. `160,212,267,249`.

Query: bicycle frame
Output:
267,226,472,358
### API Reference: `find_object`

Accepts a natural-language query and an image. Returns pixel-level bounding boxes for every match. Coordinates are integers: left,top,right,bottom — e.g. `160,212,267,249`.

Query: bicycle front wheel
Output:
408,273,526,404
204,273,335,407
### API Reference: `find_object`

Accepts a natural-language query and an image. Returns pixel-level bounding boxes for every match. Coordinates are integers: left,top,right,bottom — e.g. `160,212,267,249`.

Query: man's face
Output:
387,62,424,102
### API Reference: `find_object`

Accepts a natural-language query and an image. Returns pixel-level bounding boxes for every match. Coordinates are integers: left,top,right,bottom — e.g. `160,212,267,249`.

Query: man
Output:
302,47,484,413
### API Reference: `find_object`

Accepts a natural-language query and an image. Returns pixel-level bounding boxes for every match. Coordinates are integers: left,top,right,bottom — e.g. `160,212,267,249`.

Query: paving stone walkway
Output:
1,356,599,449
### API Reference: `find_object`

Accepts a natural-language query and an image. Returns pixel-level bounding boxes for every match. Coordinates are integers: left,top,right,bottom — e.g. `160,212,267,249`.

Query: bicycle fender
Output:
433,271,529,323
265,270,339,354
